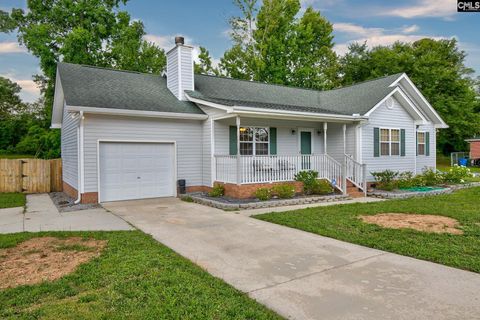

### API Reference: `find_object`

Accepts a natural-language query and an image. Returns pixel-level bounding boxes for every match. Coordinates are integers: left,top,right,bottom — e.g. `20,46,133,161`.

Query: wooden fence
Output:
0,159,62,193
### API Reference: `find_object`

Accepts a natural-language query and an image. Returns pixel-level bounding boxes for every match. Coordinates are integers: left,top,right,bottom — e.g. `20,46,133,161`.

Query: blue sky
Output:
1,0,479,102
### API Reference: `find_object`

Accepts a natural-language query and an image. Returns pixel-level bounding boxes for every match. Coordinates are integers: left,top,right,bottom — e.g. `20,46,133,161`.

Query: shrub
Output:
421,168,444,186
311,179,334,195
443,165,473,184
208,184,224,197
254,187,272,201
272,184,296,199
294,170,319,195
371,170,398,191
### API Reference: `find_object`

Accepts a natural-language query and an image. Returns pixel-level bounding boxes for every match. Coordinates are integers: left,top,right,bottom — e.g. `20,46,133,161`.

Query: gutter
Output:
74,111,84,204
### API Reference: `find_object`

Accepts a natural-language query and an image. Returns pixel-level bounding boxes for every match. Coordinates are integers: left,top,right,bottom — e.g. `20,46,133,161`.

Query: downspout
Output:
74,111,84,204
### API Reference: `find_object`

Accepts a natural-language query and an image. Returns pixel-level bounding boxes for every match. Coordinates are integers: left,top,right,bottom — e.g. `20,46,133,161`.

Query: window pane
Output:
381,142,390,156
391,143,400,155
240,142,253,155
417,132,425,143
391,130,400,142
418,144,425,155
380,129,389,142
255,143,269,155
255,128,269,142
239,127,253,142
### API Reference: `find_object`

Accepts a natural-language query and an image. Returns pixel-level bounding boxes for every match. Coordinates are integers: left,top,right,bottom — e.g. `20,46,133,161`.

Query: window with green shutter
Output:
400,129,406,156
425,132,430,156
374,127,380,157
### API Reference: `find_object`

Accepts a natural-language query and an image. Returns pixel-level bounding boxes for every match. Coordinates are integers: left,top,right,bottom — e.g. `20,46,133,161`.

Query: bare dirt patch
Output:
0,237,106,289
360,213,463,235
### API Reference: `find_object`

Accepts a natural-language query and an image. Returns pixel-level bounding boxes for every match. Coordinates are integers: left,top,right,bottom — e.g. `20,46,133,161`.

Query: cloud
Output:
402,25,420,34
334,23,384,37
380,0,455,19
333,22,447,55
0,42,27,54
144,34,211,65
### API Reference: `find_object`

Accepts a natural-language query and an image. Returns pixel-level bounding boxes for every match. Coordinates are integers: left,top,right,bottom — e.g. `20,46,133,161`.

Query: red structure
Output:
466,138,480,161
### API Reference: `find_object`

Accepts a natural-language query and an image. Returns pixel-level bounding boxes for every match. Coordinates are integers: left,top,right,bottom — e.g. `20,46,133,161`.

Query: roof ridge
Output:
194,72,404,94
58,62,162,77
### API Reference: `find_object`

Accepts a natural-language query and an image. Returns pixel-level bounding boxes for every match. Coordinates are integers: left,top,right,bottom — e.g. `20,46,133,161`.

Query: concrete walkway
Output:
0,194,133,233
104,197,480,320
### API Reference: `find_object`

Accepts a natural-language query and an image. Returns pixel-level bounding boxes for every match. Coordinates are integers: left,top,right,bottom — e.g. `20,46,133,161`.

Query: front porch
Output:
210,115,367,196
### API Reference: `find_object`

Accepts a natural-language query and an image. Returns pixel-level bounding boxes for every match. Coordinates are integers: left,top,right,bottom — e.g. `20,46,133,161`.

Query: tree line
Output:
1,0,479,157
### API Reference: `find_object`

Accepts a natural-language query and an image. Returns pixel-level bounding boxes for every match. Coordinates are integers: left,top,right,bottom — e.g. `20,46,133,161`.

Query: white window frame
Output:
417,131,426,156
379,127,401,157
239,127,270,156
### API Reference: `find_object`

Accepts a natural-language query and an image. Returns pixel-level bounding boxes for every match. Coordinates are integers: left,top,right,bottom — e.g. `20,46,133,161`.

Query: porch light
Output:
317,130,322,136
239,127,247,132
291,129,296,135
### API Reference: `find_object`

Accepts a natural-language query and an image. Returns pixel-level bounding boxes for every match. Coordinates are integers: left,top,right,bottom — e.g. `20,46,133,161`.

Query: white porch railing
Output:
214,154,345,193
345,154,367,195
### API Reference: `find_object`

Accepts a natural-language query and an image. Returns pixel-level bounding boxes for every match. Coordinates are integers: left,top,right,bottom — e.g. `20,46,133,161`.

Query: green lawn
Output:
255,187,480,273
0,193,26,209
0,231,281,319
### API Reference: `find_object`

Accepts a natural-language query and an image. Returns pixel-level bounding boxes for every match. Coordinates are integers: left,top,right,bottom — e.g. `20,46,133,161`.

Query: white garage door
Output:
99,142,175,202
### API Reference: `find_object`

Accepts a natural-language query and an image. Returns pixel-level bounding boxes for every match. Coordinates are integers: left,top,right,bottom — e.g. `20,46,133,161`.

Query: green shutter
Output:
229,126,237,155
373,127,380,157
400,129,406,156
426,132,430,156
416,132,418,156
270,127,277,155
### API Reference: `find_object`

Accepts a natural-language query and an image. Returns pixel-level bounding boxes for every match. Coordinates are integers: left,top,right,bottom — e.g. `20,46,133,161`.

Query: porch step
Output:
346,180,365,198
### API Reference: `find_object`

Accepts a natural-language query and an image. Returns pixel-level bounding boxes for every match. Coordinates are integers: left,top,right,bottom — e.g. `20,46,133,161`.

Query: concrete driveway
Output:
104,198,480,320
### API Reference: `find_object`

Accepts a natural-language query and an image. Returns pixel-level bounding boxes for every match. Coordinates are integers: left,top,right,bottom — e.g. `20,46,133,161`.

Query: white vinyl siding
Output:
166,49,179,98
362,97,416,181
166,45,193,100
82,114,203,193
61,104,79,189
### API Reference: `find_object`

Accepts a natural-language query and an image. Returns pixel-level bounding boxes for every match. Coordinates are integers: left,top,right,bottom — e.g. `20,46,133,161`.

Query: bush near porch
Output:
371,166,475,191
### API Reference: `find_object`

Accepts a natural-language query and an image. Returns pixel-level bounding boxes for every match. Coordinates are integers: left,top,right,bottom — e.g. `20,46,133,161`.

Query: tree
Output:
194,47,220,76
221,0,339,89
340,38,480,153
1,0,166,121
0,76,25,119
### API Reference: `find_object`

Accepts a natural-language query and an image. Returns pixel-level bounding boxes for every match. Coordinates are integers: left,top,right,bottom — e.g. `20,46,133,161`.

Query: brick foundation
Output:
216,181,304,199
184,185,212,193
62,181,98,204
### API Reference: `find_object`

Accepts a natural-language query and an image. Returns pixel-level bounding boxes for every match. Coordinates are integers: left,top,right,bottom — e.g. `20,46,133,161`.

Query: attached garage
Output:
98,141,176,202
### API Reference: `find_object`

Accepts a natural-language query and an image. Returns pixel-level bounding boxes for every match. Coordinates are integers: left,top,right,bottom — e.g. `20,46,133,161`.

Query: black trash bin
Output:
178,179,186,194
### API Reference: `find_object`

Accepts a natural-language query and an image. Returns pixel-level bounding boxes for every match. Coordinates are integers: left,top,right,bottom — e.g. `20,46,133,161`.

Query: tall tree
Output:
340,38,480,153
194,47,220,76
0,76,25,119
1,0,166,121
221,0,338,89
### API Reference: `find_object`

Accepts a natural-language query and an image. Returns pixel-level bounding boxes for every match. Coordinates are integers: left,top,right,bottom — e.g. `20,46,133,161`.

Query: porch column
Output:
343,124,347,155
323,122,328,154
236,116,241,185
211,118,216,185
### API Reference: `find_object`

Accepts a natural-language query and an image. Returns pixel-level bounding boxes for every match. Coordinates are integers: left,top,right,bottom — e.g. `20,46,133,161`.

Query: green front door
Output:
300,131,312,169
300,131,312,154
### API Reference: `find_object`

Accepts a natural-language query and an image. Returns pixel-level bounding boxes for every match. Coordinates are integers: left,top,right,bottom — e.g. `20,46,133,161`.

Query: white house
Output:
51,37,448,203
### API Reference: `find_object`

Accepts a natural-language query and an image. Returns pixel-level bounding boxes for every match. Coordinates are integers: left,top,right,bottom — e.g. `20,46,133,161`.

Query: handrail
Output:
344,154,367,195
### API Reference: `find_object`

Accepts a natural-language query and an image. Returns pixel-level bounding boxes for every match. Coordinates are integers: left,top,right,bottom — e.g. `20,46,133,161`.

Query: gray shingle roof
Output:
57,62,204,115
188,73,403,116
58,62,403,117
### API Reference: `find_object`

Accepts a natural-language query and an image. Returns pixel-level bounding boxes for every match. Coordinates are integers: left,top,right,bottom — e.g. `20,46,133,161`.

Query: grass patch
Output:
254,187,480,273
0,193,26,209
0,231,280,319
55,243,94,252
0,154,34,159
437,163,480,174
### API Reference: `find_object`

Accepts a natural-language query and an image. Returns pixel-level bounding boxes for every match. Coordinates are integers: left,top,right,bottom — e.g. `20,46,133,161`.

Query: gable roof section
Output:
57,63,204,115
187,73,402,116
